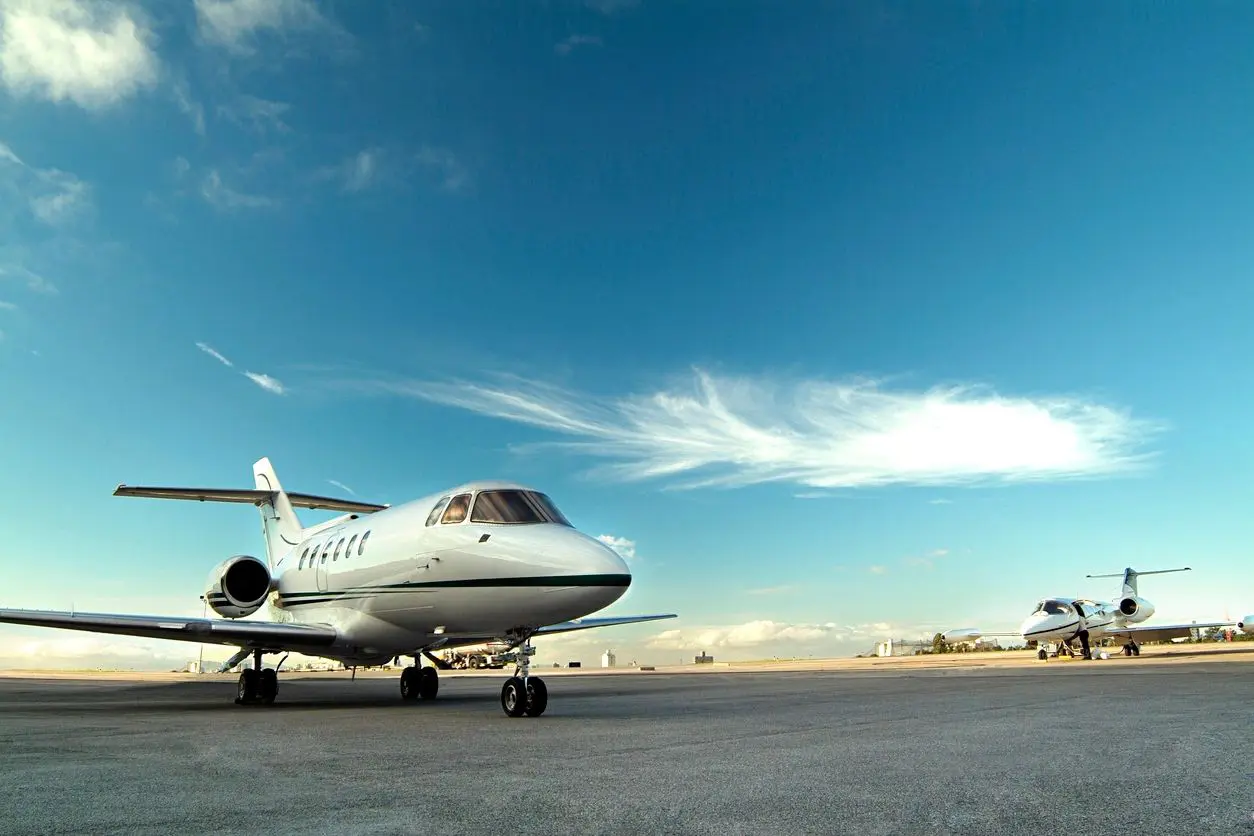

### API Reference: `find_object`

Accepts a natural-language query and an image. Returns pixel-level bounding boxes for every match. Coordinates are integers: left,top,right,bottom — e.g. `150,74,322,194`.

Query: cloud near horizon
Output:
340,368,1163,492
596,534,636,560
647,619,897,651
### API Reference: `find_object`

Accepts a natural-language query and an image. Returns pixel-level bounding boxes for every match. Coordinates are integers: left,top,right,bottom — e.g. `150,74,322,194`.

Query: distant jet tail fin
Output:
252,457,304,569
1086,566,1191,599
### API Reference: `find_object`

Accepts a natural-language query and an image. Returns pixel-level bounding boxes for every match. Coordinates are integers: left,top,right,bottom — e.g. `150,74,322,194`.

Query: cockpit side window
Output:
441,493,471,524
526,492,572,527
425,497,450,527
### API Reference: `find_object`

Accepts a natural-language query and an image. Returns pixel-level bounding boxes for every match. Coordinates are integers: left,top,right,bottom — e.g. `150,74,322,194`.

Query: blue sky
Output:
2,0,1254,668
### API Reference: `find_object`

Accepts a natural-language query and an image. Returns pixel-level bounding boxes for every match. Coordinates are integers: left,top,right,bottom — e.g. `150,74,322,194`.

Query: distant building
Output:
695,651,714,664
601,650,616,668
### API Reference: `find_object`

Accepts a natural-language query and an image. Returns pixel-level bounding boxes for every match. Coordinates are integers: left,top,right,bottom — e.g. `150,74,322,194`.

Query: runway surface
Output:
2,659,1252,835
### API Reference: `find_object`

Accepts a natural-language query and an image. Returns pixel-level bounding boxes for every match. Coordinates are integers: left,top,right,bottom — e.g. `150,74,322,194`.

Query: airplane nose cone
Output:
1021,614,1067,639
586,536,631,580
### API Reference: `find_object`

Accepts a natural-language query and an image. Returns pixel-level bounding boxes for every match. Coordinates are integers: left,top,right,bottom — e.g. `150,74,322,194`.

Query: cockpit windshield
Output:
1032,599,1073,616
469,490,573,526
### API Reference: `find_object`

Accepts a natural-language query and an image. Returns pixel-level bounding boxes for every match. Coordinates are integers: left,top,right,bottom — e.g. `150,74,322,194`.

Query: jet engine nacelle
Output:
204,555,272,618
1118,596,1155,623
1238,617,1254,635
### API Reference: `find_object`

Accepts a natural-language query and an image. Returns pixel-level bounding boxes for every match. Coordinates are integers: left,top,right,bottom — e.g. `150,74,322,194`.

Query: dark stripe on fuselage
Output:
1023,619,1081,639
278,573,631,599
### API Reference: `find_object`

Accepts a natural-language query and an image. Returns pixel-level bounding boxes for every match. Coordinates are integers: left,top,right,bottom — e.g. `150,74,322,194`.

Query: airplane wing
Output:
113,485,388,514
0,608,338,651
1104,621,1235,644
943,627,1022,642
534,613,678,636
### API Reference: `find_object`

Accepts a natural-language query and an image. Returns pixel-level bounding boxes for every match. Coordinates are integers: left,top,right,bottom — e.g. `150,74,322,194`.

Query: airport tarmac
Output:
2,649,1252,835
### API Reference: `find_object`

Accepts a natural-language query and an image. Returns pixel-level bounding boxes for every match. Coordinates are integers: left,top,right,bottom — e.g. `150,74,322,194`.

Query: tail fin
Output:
252,457,303,568
1086,566,1191,598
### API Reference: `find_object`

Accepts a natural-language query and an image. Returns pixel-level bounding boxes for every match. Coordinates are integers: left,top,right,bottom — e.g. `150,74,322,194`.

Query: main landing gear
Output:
400,659,439,701
500,636,547,718
236,650,279,705
1122,640,1141,657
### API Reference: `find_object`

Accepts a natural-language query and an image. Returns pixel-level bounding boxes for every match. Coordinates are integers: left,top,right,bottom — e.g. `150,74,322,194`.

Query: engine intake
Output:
1118,596,1155,623
205,555,272,618
1238,617,1254,635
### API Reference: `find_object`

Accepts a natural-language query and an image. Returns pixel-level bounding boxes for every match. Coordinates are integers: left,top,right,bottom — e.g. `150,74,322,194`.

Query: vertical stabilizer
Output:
1086,566,1191,600
252,457,303,568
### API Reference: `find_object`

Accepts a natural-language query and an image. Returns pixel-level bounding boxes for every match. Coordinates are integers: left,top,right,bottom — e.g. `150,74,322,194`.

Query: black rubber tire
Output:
1131,644,1140,657
259,669,278,705
418,667,439,700
501,677,527,717
237,669,258,704
524,677,548,717
1037,649,1047,660
400,666,419,701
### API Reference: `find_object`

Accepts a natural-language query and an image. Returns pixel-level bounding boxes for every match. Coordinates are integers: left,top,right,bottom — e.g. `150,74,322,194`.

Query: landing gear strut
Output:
501,636,547,718
1122,640,1141,657
400,656,439,701
236,650,279,705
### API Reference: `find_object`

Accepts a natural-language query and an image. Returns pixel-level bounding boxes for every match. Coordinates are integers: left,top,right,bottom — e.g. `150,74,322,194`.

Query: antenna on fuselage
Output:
1086,566,1191,598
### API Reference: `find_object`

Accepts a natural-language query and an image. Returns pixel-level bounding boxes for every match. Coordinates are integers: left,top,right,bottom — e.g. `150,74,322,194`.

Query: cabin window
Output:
470,490,547,524
347,534,358,557
321,542,331,564
333,538,345,561
425,497,450,527
441,494,471,524
359,530,371,555
299,548,308,569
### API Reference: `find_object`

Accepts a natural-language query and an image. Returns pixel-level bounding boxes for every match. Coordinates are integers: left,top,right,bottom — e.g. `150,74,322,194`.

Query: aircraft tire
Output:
501,677,527,717
259,669,278,704
1037,649,1047,660
400,666,419,701
524,677,548,717
237,669,258,704
418,667,439,700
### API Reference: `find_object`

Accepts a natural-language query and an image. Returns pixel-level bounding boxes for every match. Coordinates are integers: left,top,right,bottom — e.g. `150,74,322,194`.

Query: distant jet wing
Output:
0,608,338,650
1106,621,1235,644
942,627,1022,642
534,613,678,636
113,485,388,514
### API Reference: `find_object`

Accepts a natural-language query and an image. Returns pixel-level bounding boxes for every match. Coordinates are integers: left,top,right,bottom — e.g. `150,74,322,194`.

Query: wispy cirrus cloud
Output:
200,169,279,211
0,0,161,110
340,367,1163,492
327,479,355,496
194,0,351,57
0,265,57,294
218,94,291,135
746,585,797,596
904,548,950,570
555,34,602,55
195,342,285,395
0,140,92,227
596,534,636,560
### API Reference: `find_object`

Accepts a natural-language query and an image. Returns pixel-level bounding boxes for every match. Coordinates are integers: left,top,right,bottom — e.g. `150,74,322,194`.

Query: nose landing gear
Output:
500,636,547,718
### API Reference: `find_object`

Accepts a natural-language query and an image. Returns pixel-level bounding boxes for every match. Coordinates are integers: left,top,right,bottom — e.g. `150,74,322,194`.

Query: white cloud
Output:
200,169,279,211
647,619,893,651
244,371,285,395
0,265,57,294
342,149,378,192
0,0,161,110
746,585,796,595
0,139,92,226
555,34,602,55
596,534,636,560
868,565,888,575
904,548,950,570
171,78,206,136
928,498,953,505
218,94,290,134
349,368,1162,492
414,146,468,193
0,299,15,310
194,0,349,56
195,341,233,367
327,479,355,496
196,341,284,395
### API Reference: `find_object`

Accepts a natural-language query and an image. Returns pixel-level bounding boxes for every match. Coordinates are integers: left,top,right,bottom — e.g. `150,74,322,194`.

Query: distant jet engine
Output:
1238,617,1254,635
1118,596,1155,623
205,555,272,618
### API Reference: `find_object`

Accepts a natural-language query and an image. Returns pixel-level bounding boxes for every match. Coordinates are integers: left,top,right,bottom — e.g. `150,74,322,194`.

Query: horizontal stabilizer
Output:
0,607,338,650
114,485,387,514
534,613,678,636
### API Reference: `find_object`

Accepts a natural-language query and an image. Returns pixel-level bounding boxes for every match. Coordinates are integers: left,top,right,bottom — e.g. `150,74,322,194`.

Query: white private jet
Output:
0,458,677,717
943,567,1239,660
